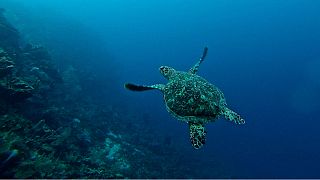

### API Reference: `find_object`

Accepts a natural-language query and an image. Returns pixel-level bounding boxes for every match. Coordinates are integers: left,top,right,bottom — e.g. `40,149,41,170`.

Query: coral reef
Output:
0,9,227,178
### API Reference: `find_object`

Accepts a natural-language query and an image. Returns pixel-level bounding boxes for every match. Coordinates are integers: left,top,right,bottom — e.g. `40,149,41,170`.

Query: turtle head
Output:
159,66,175,80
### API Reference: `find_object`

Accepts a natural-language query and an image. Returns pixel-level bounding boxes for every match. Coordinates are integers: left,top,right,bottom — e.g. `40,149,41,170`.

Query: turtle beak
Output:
159,66,172,79
159,66,165,74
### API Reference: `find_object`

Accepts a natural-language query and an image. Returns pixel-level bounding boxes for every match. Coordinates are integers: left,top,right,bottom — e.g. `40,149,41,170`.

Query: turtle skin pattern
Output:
189,123,206,149
164,71,226,124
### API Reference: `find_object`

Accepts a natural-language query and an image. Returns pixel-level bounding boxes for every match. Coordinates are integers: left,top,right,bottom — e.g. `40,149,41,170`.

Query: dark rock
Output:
0,78,34,103
0,48,15,78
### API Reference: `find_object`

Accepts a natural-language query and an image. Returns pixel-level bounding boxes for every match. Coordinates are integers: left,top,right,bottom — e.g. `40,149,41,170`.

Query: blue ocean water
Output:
1,0,320,178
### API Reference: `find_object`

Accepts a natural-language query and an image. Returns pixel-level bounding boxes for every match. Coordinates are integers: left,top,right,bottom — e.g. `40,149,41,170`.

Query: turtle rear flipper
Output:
222,107,245,124
125,83,164,91
189,122,206,149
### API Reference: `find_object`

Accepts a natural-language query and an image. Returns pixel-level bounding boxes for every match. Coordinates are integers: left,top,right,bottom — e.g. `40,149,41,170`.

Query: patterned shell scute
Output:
163,71,226,123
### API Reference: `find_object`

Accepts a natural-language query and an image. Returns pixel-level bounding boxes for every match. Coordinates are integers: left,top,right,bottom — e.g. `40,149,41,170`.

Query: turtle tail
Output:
189,122,206,149
221,107,245,124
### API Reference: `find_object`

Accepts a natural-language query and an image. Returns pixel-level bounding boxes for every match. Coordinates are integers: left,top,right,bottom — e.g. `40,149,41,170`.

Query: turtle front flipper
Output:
221,107,245,124
189,47,208,74
188,122,206,149
125,83,165,91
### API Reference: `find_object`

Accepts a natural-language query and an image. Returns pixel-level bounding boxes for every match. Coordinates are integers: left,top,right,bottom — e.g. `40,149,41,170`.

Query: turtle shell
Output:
163,71,226,124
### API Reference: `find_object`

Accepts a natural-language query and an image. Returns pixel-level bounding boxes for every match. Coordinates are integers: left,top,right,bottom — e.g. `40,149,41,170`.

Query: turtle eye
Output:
163,68,168,74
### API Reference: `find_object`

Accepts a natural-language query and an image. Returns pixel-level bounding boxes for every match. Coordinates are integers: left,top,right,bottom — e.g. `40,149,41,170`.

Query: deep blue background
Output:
1,0,320,178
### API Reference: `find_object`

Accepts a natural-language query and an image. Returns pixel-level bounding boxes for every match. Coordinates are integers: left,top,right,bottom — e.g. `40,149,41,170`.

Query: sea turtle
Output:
125,47,245,149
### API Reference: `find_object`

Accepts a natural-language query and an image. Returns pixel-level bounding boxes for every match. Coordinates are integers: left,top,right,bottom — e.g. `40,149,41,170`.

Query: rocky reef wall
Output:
0,8,226,178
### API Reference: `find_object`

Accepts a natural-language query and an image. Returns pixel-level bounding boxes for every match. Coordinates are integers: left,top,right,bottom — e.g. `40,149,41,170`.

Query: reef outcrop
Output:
0,9,226,178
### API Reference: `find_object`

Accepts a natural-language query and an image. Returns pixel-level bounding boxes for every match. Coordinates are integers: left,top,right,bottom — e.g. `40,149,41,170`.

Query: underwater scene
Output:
0,0,320,178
